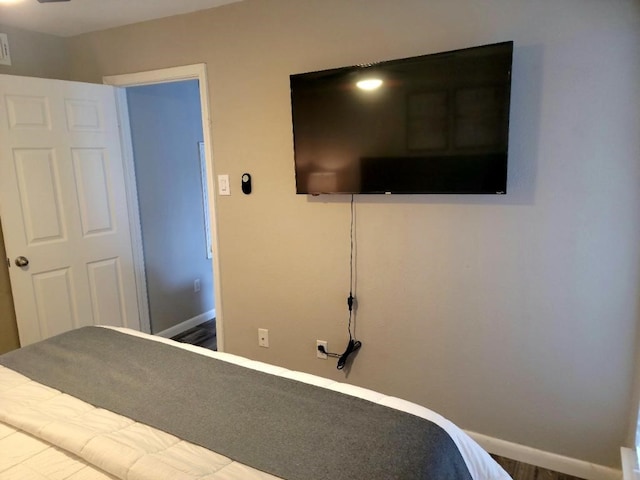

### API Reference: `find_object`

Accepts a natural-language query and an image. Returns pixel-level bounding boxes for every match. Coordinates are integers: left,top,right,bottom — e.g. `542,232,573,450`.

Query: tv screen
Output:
290,41,513,194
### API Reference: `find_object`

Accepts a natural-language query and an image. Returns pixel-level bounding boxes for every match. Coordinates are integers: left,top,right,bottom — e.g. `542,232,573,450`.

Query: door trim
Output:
103,64,224,351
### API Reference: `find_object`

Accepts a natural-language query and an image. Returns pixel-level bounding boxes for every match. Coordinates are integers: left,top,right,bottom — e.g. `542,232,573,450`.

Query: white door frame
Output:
103,64,224,351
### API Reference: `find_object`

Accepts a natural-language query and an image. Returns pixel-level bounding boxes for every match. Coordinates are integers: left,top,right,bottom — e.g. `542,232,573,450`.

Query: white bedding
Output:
0,327,510,480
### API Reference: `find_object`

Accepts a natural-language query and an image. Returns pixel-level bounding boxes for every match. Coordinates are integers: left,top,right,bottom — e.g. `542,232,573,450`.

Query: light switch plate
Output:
218,174,230,195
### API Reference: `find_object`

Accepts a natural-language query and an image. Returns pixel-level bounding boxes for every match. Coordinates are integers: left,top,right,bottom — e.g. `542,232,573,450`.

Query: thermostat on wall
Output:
0,33,11,66
241,173,252,194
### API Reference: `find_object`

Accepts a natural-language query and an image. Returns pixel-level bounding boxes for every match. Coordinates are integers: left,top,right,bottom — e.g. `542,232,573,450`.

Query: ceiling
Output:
0,0,243,37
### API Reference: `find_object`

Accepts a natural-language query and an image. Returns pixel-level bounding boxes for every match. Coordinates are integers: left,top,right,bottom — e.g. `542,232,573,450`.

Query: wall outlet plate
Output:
258,328,269,348
316,340,328,359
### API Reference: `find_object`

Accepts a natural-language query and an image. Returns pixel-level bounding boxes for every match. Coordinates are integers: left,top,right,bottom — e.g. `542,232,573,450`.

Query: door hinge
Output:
6,257,10,268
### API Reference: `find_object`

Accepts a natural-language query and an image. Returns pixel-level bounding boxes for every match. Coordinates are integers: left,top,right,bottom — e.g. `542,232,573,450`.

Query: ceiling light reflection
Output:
356,78,383,91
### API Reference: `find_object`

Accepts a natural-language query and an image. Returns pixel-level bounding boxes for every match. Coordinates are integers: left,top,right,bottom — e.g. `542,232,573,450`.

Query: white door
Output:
0,74,141,346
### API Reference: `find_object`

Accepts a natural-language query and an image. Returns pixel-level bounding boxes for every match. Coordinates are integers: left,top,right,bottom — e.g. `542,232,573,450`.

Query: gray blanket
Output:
0,327,473,480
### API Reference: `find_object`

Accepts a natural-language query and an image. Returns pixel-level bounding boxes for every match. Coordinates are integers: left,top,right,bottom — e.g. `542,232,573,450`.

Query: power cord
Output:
317,294,362,369
317,195,362,370
317,341,362,369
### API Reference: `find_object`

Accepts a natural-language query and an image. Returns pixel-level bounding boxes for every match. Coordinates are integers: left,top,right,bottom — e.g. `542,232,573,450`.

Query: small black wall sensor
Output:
241,173,252,194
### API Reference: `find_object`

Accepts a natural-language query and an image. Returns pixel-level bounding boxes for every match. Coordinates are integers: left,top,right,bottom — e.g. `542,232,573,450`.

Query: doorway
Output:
104,64,224,350
126,80,214,337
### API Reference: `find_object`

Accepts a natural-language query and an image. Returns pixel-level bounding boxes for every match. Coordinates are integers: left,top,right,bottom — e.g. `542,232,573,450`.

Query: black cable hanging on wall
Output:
318,194,362,369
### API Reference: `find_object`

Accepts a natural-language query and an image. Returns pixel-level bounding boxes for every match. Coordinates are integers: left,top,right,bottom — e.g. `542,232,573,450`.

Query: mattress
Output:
0,326,511,480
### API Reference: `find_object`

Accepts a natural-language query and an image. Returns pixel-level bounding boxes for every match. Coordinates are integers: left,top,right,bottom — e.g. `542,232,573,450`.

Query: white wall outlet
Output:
316,340,328,359
258,328,269,348
194,278,200,293
218,174,230,195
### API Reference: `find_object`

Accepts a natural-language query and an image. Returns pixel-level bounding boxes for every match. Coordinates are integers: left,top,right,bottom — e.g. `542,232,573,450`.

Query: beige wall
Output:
48,0,640,468
0,23,71,354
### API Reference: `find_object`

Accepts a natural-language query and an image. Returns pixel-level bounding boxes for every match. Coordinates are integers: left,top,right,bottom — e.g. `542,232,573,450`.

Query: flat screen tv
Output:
290,41,513,195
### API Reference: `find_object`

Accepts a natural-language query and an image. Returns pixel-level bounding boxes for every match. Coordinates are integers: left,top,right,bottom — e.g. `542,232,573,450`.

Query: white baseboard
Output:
467,431,622,480
155,309,216,339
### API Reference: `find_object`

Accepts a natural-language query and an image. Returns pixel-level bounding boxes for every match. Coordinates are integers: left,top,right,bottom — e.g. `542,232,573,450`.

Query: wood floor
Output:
491,455,586,480
171,321,585,480
171,319,217,350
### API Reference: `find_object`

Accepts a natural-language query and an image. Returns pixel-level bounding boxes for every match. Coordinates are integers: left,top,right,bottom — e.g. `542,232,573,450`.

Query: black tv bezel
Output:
290,41,514,195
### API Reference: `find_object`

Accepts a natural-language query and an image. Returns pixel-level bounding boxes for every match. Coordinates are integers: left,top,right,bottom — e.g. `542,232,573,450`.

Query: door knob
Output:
14,256,29,267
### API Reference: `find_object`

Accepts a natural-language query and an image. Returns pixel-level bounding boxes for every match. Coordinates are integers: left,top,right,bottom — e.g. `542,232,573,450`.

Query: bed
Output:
0,326,511,479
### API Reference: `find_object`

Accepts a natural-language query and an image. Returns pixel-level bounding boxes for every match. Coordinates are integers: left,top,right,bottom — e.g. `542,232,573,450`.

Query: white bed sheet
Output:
0,364,282,480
